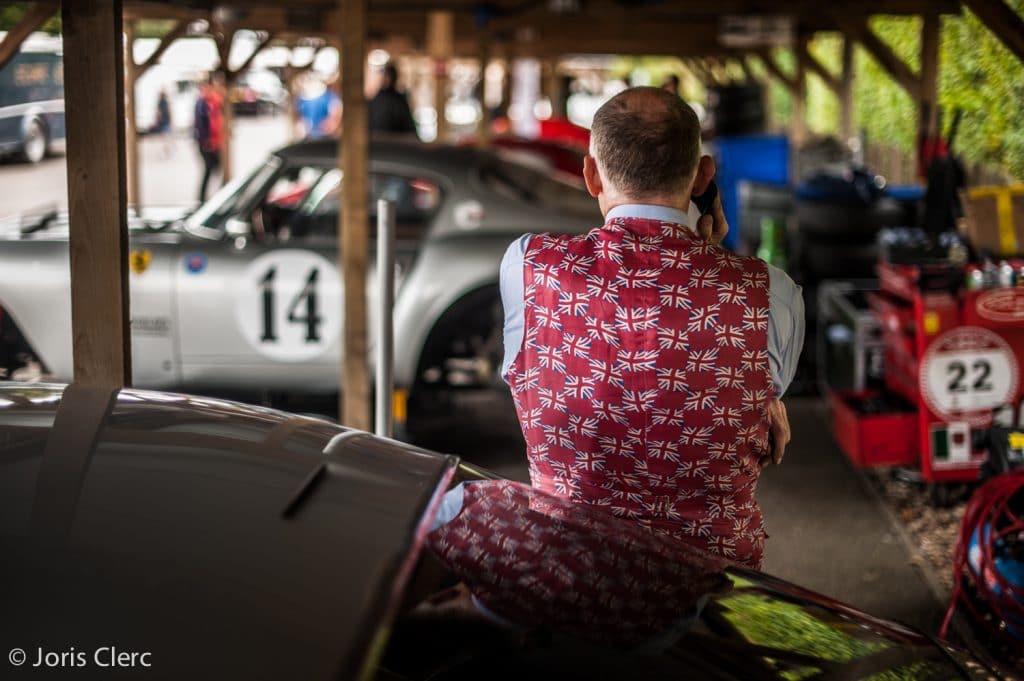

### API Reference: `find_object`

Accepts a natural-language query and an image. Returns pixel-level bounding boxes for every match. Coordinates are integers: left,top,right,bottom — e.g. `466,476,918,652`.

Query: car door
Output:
174,161,344,393
128,234,182,388
174,161,442,394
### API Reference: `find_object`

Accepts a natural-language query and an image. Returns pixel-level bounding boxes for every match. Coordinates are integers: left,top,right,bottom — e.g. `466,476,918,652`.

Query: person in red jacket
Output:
498,87,803,570
193,75,224,202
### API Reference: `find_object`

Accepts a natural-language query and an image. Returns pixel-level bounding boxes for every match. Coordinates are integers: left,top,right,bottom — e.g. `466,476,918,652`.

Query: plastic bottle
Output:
756,217,788,271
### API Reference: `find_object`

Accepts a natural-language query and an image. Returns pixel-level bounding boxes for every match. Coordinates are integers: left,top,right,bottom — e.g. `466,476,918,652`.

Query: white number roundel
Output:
235,250,342,362
920,326,1018,426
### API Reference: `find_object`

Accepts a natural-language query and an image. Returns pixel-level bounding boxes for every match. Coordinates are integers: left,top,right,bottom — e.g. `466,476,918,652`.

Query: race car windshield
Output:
479,158,595,217
185,157,282,237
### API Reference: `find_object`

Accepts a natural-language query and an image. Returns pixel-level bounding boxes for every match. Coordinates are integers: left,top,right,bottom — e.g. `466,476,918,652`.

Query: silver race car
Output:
0,138,599,403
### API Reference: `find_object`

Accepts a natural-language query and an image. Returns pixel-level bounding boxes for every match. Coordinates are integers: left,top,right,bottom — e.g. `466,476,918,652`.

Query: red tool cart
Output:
830,260,1024,485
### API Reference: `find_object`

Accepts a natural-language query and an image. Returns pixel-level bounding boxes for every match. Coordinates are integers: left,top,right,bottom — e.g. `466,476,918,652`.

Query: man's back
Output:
506,216,773,568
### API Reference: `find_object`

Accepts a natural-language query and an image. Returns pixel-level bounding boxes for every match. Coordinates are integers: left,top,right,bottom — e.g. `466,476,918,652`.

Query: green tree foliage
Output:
0,3,61,34
799,7,1024,179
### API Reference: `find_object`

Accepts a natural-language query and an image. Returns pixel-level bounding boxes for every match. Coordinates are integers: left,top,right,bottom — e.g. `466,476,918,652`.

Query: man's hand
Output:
759,399,790,469
692,154,729,246
696,192,729,246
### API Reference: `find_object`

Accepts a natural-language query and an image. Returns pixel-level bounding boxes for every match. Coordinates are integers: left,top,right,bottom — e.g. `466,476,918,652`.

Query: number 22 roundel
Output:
235,250,342,362
920,326,1019,427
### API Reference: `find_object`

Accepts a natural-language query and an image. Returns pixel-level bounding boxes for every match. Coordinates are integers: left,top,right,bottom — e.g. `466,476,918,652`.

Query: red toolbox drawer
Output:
831,391,919,468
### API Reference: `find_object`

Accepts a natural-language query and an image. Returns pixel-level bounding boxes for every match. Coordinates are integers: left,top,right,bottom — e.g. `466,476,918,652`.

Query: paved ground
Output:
0,115,292,216
410,391,946,633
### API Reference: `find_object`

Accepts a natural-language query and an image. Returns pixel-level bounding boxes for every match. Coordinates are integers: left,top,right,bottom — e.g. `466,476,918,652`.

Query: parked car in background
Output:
0,382,1003,680
230,69,288,116
0,34,63,164
0,138,599,413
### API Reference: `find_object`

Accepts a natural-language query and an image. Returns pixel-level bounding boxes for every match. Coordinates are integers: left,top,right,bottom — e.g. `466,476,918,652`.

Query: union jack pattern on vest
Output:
507,217,773,569
427,480,729,644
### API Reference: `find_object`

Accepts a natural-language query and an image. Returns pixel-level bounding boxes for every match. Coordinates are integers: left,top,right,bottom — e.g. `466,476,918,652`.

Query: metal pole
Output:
375,199,396,438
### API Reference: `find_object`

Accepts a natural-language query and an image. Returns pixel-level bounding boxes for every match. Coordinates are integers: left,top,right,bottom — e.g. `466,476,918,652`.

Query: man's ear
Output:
689,154,716,198
583,155,603,198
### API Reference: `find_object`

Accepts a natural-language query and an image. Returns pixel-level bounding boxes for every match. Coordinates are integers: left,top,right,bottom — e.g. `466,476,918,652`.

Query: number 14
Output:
260,266,323,343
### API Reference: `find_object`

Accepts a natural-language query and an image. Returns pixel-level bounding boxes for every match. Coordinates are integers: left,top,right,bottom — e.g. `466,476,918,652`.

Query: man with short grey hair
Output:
499,87,803,568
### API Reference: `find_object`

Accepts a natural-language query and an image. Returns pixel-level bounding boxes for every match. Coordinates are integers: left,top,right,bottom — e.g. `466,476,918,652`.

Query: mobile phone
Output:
692,181,718,216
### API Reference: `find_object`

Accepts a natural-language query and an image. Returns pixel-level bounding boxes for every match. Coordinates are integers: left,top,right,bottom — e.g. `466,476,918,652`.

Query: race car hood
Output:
0,383,456,680
0,204,192,241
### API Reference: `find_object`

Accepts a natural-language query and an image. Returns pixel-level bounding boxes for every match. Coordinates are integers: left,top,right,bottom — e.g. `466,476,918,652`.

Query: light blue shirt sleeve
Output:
497,209,805,396
499,234,532,381
766,264,805,397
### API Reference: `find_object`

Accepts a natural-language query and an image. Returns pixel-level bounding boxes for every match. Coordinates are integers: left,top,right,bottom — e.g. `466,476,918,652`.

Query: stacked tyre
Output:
796,167,904,282
706,84,765,137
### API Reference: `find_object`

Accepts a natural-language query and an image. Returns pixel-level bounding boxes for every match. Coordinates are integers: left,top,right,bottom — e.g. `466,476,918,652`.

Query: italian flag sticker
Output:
930,421,971,467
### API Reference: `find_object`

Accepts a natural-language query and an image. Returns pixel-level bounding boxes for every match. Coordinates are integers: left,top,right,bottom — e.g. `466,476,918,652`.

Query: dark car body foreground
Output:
0,384,1004,680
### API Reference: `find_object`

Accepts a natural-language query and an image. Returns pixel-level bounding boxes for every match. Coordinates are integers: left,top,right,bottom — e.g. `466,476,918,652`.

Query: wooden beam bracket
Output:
837,17,921,97
137,19,188,75
755,48,799,94
797,41,841,93
0,1,59,72
961,0,1024,65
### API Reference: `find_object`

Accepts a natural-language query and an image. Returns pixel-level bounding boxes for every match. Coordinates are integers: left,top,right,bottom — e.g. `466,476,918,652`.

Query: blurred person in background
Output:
296,75,341,139
368,62,418,137
193,75,224,202
152,89,173,158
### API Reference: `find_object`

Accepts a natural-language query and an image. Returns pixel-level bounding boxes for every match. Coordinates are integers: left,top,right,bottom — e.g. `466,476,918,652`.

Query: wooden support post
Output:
792,39,808,147
0,1,58,71
920,13,940,139
738,57,757,84
542,59,560,114
339,0,370,430
62,0,131,387
961,0,1024,64
427,12,453,143
124,19,140,209
477,33,491,146
839,35,855,140
500,56,513,119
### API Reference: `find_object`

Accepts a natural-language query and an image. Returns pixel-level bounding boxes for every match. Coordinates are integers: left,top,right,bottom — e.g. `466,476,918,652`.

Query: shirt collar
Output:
605,203,690,227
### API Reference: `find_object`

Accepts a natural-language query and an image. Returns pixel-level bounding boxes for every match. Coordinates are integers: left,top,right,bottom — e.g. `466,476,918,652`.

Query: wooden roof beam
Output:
226,31,276,82
961,0,1024,64
136,19,189,75
755,48,799,95
796,40,840,93
0,1,59,71
838,17,920,98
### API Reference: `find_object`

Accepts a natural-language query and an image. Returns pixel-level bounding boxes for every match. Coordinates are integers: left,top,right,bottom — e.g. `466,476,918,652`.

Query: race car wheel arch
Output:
0,305,46,377
412,284,504,393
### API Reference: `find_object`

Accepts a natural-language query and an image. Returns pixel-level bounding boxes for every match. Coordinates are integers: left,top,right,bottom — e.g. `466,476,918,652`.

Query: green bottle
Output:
756,217,788,271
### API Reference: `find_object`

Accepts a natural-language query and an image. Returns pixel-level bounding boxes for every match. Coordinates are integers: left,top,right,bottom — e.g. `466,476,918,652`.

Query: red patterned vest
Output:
507,217,773,569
